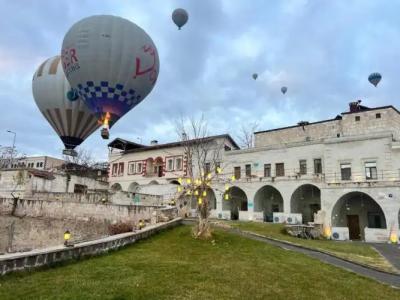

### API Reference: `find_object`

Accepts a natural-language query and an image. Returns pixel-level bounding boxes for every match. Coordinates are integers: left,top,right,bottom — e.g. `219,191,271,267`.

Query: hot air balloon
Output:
281,86,287,94
172,8,188,30
252,73,258,80
32,56,100,156
368,72,382,87
61,15,159,139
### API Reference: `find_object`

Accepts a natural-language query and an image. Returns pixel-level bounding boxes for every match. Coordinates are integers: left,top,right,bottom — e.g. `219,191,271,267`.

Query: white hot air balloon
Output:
32,56,100,156
61,15,160,139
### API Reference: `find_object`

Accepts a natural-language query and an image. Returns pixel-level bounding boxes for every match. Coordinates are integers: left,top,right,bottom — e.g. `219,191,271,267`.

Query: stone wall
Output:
0,198,158,224
0,218,182,275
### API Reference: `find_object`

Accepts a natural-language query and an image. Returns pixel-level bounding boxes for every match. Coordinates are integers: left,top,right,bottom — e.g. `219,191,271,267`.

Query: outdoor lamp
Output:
178,177,182,184
216,167,222,174
198,197,202,204
177,186,182,192
202,190,207,197
231,175,236,181
224,194,229,200
225,184,229,191
194,190,199,196
186,178,192,184
64,230,71,246
207,173,212,179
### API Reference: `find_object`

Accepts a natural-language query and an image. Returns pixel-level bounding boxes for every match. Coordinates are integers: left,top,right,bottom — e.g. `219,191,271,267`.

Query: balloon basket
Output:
101,128,109,139
62,149,78,157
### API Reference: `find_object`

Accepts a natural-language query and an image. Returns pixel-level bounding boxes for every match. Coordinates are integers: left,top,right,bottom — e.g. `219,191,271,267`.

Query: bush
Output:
108,222,133,235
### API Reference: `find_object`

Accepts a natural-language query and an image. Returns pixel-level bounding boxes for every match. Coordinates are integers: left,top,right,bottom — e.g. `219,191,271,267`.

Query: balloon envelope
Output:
32,56,100,150
368,72,382,87
61,15,159,130
252,73,258,80
172,8,188,29
281,86,287,94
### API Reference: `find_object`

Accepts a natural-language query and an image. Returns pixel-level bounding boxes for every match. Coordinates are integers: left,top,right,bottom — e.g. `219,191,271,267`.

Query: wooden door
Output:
347,215,360,240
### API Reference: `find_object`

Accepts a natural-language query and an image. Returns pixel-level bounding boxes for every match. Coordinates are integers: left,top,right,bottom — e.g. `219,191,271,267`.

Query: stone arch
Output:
111,183,122,192
254,185,284,222
290,184,321,224
154,157,163,177
149,180,159,185
223,186,248,220
170,180,180,185
331,191,387,240
128,182,139,193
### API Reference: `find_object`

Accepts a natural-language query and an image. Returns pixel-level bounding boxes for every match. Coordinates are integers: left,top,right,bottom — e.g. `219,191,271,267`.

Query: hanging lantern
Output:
202,190,207,197
224,194,229,200
225,184,229,191
194,190,199,196
207,173,212,179
231,175,236,181
216,167,222,174
198,197,202,204
186,190,192,195
186,178,192,184
177,186,182,192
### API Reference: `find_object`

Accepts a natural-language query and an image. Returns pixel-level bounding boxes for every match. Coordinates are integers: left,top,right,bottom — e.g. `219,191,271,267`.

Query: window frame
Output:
175,156,183,171
117,162,124,177
234,166,241,179
299,160,307,175
340,163,352,181
314,158,322,174
276,163,285,177
365,161,377,180
245,164,251,177
112,163,118,177
264,163,271,177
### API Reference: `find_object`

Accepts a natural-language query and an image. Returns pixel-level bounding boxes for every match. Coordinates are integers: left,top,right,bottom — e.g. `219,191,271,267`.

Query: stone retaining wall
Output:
0,218,182,275
0,198,160,223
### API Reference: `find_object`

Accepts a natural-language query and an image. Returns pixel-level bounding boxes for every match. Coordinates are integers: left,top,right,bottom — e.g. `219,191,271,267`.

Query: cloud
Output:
1,0,399,161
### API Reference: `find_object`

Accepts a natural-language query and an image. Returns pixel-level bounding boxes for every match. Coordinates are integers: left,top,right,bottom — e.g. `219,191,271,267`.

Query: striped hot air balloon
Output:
32,56,100,155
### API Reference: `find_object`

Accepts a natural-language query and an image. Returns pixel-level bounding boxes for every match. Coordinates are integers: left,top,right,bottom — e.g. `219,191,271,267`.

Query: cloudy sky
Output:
1,0,399,161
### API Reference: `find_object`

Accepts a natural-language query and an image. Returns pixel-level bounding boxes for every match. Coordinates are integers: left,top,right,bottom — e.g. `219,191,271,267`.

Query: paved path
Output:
372,243,400,271
230,228,400,288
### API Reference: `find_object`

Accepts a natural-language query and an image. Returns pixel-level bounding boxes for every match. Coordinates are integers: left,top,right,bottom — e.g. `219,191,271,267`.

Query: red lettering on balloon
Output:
133,45,158,85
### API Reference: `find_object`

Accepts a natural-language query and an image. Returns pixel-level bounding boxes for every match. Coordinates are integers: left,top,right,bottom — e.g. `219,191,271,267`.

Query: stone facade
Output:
211,104,400,243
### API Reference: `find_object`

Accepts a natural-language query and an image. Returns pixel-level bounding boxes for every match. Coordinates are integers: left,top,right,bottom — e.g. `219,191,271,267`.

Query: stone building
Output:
3,155,65,170
215,102,400,242
107,135,239,206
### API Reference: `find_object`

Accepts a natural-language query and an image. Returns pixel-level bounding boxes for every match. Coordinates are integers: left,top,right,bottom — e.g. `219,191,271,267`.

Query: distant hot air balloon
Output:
252,73,258,80
61,15,159,139
32,56,100,156
368,72,382,87
281,86,287,94
172,8,188,30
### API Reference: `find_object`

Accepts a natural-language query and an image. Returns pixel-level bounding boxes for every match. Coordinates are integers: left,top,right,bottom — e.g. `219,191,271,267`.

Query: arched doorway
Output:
145,158,154,176
154,157,163,177
170,180,180,185
291,184,321,224
331,192,387,240
111,183,122,192
128,182,139,192
149,180,159,185
223,186,248,220
254,185,283,222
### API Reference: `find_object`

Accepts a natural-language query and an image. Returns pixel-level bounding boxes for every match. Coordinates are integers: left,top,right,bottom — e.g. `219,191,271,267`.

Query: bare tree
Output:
174,115,232,239
63,148,95,168
236,121,258,149
0,146,26,169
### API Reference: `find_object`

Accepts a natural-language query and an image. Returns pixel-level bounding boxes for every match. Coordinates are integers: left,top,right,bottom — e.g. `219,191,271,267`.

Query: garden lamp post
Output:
64,230,71,246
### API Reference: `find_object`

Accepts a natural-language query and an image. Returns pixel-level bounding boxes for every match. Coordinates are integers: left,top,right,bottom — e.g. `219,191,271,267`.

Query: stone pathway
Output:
372,243,400,271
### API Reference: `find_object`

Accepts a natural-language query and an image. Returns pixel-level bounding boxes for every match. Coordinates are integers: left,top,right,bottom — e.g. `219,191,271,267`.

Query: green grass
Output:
0,225,399,300
219,221,397,273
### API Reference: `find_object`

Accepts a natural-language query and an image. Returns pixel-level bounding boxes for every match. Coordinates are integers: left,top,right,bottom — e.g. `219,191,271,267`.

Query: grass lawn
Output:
0,225,399,300
219,221,397,273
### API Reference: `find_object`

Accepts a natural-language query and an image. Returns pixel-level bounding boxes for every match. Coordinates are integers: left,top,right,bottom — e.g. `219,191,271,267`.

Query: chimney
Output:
349,100,362,113
150,140,158,145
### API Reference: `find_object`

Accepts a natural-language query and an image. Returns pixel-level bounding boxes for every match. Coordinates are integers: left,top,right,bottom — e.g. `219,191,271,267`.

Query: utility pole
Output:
6,130,16,168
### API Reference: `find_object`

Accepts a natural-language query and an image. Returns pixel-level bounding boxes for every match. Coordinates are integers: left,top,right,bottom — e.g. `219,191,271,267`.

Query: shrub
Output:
108,222,133,235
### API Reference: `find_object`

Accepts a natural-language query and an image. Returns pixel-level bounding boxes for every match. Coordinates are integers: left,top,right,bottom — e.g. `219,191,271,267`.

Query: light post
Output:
6,130,16,168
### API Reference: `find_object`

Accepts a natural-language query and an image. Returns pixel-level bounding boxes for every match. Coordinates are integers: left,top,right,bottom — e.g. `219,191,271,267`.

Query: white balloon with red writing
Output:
61,15,159,129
